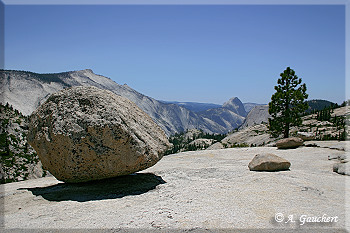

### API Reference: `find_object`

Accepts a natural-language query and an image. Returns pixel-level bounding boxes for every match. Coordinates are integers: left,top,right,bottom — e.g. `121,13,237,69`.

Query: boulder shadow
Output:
251,169,291,172
18,173,165,202
277,147,300,150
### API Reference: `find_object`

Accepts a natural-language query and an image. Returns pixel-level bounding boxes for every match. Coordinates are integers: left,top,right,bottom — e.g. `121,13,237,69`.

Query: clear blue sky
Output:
4,4,346,104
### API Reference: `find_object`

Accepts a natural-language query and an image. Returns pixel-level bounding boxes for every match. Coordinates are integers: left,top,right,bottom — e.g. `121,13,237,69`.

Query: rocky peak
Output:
83,69,94,73
71,69,94,75
222,97,247,117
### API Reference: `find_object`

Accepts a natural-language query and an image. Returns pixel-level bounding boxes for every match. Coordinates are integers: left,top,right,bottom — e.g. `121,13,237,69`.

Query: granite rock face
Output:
27,86,171,183
276,137,304,149
206,142,225,150
0,103,49,183
248,153,291,171
221,124,274,147
239,105,270,129
297,132,315,141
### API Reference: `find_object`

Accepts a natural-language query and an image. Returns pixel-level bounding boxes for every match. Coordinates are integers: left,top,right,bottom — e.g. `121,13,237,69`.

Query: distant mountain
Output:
199,107,245,132
162,98,248,133
243,103,266,113
161,101,221,112
306,99,336,112
222,97,247,117
164,100,264,115
0,69,245,136
242,100,336,115
239,105,270,129
239,99,337,130
195,97,246,132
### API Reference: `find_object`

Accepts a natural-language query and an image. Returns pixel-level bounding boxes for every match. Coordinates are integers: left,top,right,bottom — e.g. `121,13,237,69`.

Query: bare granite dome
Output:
222,97,247,117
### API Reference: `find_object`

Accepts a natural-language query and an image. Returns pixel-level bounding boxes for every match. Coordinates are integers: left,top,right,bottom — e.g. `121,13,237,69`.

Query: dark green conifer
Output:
268,67,308,138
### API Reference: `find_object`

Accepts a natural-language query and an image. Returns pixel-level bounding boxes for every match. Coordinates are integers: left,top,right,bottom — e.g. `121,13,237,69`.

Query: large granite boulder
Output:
28,86,171,183
248,153,291,171
276,137,304,149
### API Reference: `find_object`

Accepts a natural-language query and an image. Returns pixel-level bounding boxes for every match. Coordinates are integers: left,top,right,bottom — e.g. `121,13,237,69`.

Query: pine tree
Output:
268,67,309,138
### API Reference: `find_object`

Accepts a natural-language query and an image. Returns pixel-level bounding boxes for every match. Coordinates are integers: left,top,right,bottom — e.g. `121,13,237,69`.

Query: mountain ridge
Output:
0,69,245,136
160,101,222,113
2,69,334,136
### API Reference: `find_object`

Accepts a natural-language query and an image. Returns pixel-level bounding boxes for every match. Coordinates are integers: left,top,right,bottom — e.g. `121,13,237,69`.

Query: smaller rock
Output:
305,142,318,147
248,153,291,171
338,154,348,162
276,137,304,149
328,154,348,162
328,154,339,160
206,142,225,150
333,163,350,176
297,132,315,141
